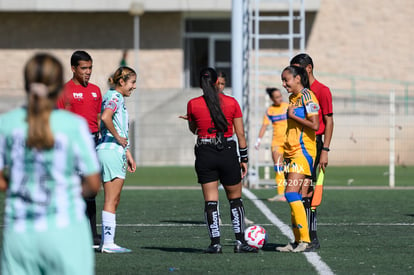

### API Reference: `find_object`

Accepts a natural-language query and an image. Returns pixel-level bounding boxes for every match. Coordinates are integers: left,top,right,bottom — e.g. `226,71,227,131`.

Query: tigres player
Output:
276,65,319,253
255,88,288,202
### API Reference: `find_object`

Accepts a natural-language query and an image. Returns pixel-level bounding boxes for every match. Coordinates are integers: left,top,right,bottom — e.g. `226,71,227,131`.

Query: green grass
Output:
93,188,414,274
125,166,197,186
1,166,414,274
322,165,414,186
126,165,414,187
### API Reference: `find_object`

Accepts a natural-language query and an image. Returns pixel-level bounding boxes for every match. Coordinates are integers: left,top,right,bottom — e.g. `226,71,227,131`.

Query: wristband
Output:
239,147,248,163
322,147,330,152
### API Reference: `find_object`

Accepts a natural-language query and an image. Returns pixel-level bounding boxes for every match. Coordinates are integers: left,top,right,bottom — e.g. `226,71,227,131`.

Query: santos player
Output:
0,53,101,274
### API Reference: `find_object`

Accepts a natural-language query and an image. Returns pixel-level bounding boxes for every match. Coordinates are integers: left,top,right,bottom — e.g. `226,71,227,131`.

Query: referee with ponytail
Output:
181,67,256,253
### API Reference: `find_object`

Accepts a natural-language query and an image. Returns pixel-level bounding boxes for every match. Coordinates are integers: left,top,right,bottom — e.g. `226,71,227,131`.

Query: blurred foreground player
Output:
0,53,101,274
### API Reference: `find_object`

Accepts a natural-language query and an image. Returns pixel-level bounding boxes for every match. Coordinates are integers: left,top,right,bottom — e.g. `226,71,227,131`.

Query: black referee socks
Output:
204,201,220,245
229,198,245,242
302,197,318,242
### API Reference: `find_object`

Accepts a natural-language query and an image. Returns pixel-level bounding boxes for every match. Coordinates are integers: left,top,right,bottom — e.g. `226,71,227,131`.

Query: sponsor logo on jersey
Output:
92,92,97,98
73,93,83,99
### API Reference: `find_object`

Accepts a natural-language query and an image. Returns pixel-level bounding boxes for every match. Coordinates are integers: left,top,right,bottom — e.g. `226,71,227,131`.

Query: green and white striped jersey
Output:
0,107,100,232
97,89,129,152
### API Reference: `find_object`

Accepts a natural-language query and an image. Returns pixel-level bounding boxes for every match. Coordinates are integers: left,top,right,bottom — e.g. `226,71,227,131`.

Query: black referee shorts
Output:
194,140,241,186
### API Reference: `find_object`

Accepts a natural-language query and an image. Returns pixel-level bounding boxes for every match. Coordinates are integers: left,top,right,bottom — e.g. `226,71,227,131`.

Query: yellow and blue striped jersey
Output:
262,102,288,146
284,88,319,159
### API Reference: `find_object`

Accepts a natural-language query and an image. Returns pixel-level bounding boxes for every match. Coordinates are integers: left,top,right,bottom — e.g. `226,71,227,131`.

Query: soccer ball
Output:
244,225,267,249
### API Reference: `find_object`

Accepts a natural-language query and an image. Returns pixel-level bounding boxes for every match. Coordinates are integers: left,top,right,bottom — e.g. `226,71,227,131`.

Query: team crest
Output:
305,102,319,114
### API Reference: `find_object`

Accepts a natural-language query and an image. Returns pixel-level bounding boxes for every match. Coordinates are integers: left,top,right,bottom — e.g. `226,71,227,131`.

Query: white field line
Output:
122,186,414,190
242,188,335,275
103,222,414,227
3,222,412,228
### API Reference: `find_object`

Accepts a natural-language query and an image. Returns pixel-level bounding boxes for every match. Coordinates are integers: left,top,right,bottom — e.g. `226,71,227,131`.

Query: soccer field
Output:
0,166,413,274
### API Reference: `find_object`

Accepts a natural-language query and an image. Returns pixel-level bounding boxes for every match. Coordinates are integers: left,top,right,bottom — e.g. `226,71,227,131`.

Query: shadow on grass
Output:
141,246,204,253
160,220,205,224
262,243,288,252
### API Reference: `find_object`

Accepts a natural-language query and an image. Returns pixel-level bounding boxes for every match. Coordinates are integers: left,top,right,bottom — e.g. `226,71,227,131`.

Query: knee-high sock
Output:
310,208,318,241
274,165,285,195
302,197,312,233
204,201,220,245
303,197,318,241
85,196,98,237
102,211,116,245
229,198,246,242
291,214,300,243
285,192,310,243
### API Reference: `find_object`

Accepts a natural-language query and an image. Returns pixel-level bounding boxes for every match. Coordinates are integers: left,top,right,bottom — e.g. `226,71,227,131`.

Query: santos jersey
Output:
284,88,319,159
96,89,129,152
262,102,288,146
0,108,100,233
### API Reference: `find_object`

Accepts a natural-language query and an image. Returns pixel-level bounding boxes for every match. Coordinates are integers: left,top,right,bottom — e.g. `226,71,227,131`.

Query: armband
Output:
322,147,330,152
239,147,248,163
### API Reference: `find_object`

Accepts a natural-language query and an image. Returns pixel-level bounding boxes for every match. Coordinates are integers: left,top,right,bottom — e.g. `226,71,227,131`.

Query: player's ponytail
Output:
199,68,228,132
109,66,136,89
266,87,280,98
24,53,63,149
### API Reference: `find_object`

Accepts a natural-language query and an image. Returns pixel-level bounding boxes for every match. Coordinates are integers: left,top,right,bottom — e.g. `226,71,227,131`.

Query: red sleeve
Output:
56,93,65,109
187,100,193,122
318,87,333,116
56,89,71,110
97,88,102,114
233,98,243,118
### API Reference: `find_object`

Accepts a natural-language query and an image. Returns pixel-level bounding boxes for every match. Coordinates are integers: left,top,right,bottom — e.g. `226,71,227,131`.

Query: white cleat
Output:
100,243,132,253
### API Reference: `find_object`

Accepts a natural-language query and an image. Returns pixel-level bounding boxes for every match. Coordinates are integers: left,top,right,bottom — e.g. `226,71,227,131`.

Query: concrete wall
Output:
1,0,413,166
0,12,183,96
306,0,414,84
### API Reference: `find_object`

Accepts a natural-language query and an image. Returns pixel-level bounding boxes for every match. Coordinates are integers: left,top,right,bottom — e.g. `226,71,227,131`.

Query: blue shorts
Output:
97,148,126,182
1,219,94,275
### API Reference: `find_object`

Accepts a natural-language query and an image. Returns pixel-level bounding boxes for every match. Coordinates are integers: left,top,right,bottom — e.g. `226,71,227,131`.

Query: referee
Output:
57,50,102,247
181,67,257,254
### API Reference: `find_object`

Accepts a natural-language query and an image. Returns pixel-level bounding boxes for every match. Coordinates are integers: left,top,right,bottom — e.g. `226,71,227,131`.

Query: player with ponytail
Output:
181,67,257,253
276,65,319,253
96,66,137,253
0,53,100,274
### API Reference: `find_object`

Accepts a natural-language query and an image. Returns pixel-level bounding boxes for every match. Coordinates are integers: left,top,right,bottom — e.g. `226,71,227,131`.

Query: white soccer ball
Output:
244,225,267,249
